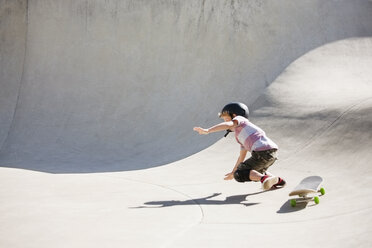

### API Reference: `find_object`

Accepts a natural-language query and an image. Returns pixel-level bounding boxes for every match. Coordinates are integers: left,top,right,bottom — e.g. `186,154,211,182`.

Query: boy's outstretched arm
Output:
193,121,236,135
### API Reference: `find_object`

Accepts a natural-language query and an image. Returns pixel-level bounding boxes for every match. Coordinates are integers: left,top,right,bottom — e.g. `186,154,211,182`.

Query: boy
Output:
193,102,286,190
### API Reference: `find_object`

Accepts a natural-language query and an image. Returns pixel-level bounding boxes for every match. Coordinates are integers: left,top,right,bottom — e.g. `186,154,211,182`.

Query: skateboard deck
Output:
289,176,325,207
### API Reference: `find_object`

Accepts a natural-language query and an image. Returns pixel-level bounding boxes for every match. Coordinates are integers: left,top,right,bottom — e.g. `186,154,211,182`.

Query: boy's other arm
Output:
224,149,248,180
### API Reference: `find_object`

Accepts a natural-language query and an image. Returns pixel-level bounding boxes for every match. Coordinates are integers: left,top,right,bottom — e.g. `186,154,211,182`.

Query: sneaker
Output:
260,175,279,190
271,177,287,189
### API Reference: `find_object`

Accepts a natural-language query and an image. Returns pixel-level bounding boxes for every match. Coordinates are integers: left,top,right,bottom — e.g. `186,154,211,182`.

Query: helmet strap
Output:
224,129,232,137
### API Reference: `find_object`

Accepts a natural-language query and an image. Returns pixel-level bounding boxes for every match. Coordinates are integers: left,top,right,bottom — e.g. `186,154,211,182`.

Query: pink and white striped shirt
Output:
233,116,278,152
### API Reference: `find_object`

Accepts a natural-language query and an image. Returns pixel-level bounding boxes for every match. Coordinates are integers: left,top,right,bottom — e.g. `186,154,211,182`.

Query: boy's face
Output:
220,114,234,122
222,115,232,122
221,114,235,132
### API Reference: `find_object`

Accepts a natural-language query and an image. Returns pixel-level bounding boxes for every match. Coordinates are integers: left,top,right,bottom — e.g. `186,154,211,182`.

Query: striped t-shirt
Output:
233,116,278,152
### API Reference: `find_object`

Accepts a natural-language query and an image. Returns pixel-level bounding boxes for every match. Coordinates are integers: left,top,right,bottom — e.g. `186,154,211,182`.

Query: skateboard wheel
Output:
290,199,296,207
314,196,320,204
320,187,325,195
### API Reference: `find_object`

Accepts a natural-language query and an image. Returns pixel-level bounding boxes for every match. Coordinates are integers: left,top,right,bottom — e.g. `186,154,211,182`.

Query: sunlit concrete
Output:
1,1,372,247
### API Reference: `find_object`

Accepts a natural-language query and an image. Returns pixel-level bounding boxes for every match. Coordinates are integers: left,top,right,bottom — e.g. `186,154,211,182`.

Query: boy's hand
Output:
224,172,234,180
193,127,209,135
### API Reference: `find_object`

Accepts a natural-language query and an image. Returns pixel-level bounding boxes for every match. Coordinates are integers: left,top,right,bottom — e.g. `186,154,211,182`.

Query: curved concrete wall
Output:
0,0,27,153
0,0,372,172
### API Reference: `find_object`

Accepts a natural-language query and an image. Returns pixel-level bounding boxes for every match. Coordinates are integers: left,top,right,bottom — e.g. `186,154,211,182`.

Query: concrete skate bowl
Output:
1,0,372,173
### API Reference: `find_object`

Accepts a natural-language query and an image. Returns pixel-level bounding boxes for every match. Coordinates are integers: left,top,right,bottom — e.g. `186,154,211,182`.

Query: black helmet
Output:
219,102,249,119
219,102,249,137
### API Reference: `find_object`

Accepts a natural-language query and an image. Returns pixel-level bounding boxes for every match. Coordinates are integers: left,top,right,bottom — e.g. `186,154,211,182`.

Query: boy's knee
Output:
234,169,252,182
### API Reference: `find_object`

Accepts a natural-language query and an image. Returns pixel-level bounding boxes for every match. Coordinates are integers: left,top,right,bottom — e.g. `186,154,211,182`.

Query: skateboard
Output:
289,176,325,207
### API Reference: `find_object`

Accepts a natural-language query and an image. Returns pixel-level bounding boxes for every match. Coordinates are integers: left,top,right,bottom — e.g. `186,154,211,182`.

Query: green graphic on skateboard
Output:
289,176,325,207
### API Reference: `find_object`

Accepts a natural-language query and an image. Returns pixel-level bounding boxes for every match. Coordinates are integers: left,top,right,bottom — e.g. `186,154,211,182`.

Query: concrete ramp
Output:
1,1,372,247
1,0,372,172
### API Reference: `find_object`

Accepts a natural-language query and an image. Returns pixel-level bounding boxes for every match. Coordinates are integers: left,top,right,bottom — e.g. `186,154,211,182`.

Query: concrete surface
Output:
1,0,372,247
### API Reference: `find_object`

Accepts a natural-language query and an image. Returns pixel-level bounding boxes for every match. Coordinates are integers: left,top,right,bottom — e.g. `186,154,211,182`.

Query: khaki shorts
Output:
237,149,278,176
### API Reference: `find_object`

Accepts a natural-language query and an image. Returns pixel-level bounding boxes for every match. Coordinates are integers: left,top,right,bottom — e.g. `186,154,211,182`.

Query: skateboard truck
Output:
289,187,325,207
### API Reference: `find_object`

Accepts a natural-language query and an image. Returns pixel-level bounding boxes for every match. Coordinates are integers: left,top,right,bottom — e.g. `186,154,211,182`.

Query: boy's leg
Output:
234,167,280,189
235,150,284,190
258,149,286,188
244,150,276,180
248,170,266,182
248,170,277,181
247,169,278,189
234,151,270,182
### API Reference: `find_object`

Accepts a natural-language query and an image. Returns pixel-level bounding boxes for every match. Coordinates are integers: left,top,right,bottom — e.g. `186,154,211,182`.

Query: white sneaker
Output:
262,176,279,190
